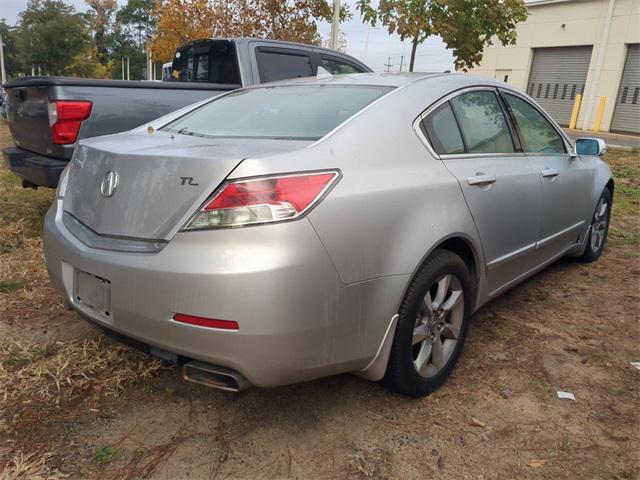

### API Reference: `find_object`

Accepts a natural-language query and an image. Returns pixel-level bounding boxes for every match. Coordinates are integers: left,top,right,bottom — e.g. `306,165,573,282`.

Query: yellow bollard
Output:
593,96,606,132
569,93,582,130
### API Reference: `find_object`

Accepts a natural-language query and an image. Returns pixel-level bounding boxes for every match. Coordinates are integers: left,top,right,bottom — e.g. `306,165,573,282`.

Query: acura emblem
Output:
100,170,119,198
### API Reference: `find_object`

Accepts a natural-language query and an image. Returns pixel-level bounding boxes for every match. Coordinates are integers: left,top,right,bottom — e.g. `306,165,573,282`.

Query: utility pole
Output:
399,55,404,72
0,33,6,84
330,0,340,50
363,27,371,63
384,57,393,72
121,57,125,80
146,49,150,80
126,57,130,80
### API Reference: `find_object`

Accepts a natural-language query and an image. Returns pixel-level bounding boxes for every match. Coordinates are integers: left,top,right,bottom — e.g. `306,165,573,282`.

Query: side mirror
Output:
575,137,607,156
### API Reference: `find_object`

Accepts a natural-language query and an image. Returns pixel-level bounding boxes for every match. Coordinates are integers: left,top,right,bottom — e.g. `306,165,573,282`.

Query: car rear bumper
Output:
3,147,67,188
43,200,407,388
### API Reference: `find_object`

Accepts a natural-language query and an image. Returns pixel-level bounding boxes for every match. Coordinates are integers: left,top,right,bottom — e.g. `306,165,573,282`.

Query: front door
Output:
501,92,592,266
421,89,543,295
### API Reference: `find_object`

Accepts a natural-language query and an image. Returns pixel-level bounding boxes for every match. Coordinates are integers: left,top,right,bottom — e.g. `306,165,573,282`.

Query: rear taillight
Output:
48,100,92,144
183,170,340,230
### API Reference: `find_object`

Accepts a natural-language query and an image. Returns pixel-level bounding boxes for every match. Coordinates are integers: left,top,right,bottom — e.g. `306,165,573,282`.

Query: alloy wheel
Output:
590,196,609,252
412,274,465,378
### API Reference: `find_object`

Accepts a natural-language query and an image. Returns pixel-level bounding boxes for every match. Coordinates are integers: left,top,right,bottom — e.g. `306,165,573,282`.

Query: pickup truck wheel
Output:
384,249,472,397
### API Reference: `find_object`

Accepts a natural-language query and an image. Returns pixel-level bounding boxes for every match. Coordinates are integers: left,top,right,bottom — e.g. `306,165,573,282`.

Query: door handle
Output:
541,168,560,178
467,174,497,186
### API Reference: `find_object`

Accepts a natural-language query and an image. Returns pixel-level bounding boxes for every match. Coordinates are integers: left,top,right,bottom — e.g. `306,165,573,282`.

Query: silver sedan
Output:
43,73,613,396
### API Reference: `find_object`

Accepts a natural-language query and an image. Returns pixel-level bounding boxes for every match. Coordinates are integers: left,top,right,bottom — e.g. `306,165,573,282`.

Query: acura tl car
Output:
43,73,613,397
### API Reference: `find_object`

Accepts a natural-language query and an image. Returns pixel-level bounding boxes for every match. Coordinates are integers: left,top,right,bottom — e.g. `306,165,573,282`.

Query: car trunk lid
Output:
62,131,312,240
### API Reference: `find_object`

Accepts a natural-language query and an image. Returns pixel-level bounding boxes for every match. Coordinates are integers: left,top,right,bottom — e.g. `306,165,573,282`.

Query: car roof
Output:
250,72,509,90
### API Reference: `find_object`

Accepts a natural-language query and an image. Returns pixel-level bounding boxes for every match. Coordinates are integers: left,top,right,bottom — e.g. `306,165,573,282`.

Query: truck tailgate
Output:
6,86,60,158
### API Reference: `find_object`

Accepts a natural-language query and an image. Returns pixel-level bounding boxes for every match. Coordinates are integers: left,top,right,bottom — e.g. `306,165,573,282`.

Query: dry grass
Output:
0,451,66,480
0,338,165,404
0,123,62,326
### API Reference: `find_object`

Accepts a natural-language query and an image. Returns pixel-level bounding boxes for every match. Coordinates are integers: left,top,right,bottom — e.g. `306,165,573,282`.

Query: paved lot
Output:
1,122,639,479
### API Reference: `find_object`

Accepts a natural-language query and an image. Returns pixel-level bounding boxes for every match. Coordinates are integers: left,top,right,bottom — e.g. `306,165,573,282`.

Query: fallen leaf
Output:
527,459,547,468
469,417,487,428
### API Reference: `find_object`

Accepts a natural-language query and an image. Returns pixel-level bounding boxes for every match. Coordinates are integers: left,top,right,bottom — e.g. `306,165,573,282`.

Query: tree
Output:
64,43,114,78
116,0,157,50
149,0,350,61
149,0,215,61
85,0,118,62
15,0,90,75
356,0,527,72
0,20,23,78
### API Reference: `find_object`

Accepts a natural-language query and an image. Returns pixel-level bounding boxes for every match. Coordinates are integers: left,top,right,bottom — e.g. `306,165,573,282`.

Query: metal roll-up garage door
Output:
526,46,593,126
611,44,639,134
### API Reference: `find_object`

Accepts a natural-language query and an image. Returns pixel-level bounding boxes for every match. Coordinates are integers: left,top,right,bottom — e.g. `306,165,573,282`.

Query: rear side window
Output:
257,50,314,82
503,93,566,154
172,41,240,85
450,91,515,154
321,57,363,75
162,85,394,140
421,103,465,155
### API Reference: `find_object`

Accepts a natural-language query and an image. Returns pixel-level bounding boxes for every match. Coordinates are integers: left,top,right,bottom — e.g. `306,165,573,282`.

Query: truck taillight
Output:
183,171,340,230
48,100,92,145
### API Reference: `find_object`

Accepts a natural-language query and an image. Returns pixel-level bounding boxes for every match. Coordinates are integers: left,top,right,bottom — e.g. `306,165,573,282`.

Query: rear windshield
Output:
170,40,240,85
161,85,394,140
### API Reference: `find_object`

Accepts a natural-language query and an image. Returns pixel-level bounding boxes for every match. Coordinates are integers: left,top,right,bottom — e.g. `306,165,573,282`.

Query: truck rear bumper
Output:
3,147,67,188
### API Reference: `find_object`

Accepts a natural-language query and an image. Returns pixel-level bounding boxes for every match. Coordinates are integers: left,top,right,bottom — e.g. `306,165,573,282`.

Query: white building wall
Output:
466,0,640,132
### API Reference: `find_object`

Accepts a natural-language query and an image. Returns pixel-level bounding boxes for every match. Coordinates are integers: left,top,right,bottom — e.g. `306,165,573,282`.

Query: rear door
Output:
422,88,542,295
501,91,592,265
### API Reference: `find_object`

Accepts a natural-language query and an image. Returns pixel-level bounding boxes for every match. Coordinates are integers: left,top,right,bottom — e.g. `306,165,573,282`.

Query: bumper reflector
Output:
173,313,239,331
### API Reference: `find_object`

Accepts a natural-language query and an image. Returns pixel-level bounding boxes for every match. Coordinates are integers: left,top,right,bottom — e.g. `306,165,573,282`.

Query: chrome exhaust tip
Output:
182,361,250,392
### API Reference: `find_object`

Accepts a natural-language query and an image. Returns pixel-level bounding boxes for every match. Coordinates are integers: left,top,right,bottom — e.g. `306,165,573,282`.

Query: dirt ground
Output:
0,122,638,480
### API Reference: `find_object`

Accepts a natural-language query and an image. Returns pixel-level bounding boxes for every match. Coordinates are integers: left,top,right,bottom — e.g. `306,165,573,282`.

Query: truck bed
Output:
5,76,237,162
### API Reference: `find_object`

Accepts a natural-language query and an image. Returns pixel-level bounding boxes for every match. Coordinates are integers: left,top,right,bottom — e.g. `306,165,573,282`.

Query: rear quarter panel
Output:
230,76,487,287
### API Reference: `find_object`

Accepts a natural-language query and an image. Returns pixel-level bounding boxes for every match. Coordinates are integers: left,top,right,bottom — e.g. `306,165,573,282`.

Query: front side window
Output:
421,102,465,155
450,91,515,154
321,57,363,75
503,93,566,154
162,85,393,140
257,50,314,83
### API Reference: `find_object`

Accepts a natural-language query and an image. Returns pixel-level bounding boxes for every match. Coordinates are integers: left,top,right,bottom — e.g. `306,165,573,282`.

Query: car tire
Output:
579,188,612,263
384,249,473,397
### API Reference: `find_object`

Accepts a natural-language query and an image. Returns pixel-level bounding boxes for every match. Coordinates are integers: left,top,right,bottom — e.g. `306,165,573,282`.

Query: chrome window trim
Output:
439,152,527,160
413,85,574,160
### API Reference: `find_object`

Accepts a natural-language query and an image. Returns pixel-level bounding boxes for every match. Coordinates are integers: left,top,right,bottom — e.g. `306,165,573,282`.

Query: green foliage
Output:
91,446,120,463
0,279,24,293
0,21,24,77
15,0,91,75
116,0,157,50
356,0,528,71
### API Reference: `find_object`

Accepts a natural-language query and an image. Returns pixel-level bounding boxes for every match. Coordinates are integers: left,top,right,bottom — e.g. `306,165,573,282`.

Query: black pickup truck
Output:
3,38,370,188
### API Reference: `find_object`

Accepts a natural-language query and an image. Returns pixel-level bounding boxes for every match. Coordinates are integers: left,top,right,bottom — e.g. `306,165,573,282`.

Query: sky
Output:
0,0,455,72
